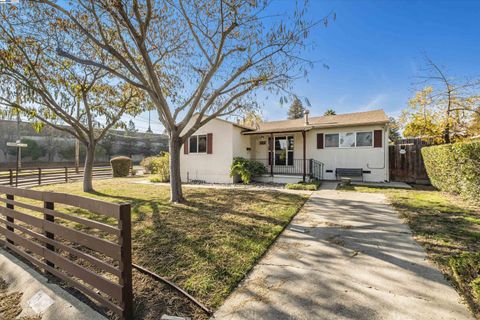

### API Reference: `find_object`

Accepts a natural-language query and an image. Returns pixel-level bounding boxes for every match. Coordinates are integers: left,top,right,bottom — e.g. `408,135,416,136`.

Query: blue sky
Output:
132,0,480,132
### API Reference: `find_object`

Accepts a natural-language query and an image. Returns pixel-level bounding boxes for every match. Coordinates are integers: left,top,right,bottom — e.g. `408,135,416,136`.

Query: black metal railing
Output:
310,159,324,181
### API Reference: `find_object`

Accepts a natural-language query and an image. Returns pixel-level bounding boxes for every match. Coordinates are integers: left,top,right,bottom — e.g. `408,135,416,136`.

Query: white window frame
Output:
270,135,294,166
189,134,207,154
324,131,374,149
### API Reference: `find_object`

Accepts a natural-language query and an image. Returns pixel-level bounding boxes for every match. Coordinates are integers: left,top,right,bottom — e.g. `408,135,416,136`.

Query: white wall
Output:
306,125,389,182
180,117,388,183
180,117,251,183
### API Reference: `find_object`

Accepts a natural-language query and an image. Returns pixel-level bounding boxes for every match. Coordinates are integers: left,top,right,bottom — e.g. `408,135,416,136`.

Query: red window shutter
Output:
317,133,324,149
374,130,383,148
207,133,213,154
184,139,188,154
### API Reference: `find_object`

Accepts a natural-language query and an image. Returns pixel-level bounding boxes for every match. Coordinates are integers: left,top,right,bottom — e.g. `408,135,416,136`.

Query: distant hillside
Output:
0,119,168,166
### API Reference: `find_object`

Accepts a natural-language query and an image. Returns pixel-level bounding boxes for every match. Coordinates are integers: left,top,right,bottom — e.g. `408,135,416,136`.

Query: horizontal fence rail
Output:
0,185,132,319
0,165,113,188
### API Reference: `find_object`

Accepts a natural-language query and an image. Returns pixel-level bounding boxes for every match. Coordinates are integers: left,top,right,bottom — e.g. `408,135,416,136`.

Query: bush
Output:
141,153,170,182
286,180,322,191
110,156,131,177
422,141,480,205
230,157,267,184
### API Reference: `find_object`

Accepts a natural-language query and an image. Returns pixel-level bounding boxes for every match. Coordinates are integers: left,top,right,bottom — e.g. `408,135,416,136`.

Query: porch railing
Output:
251,158,325,180
310,159,324,181
254,158,310,176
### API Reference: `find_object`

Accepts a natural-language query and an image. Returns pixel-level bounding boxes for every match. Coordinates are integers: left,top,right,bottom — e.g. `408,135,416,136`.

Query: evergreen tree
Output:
288,98,305,119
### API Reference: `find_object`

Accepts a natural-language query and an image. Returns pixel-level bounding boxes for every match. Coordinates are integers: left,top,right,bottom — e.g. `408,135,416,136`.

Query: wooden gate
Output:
389,139,431,184
0,186,133,319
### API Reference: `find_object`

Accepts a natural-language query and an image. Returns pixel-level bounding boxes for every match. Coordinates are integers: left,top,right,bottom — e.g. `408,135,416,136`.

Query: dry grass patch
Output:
33,178,308,318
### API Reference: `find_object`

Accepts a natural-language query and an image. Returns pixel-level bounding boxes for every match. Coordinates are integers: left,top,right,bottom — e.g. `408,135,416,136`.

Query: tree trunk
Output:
169,134,184,203
444,126,451,144
83,142,95,192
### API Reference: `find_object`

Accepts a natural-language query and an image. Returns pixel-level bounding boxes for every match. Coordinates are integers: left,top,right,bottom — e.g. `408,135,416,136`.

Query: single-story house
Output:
180,109,390,184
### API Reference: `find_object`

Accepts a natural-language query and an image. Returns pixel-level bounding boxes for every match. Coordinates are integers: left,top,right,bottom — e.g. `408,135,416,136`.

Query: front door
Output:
274,136,294,166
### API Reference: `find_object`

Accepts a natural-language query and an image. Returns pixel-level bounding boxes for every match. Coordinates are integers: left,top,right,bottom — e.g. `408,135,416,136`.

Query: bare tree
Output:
417,56,480,143
0,5,145,191
31,0,331,202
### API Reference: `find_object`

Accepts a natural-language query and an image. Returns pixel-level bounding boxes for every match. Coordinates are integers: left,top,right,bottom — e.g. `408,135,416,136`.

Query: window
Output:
325,133,339,148
356,131,373,147
189,135,207,153
269,135,294,165
198,135,207,153
340,132,355,148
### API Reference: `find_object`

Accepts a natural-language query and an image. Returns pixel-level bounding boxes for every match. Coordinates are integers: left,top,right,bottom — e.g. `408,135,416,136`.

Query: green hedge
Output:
110,156,131,177
422,140,480,204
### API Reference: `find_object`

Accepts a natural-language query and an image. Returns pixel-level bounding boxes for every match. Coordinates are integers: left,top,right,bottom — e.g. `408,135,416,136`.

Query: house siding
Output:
306,125,389,182
179,116,388,184
180,117,239,183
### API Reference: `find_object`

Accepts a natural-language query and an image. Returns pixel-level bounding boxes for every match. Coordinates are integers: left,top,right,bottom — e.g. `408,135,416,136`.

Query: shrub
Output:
230,157,267,184
286,180,322,191
142,153,170,182
422,141,480,205
110,156,131,177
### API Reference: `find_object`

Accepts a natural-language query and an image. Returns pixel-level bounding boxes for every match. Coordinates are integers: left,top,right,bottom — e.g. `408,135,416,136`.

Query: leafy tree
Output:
239,111,263,128
324,109,336,116
469,108,480,136
0,6,146,191
33,1,330,202
119,121,140,157
408,57,480,143
98,133,116,160
7,138,46,160
401,87,443,142
288,98,305,119
388,117,401,142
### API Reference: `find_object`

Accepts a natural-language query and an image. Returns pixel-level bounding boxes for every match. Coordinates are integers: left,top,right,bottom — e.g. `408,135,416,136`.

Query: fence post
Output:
44,201,55,270
5,194,14,245
38,168,42,185
119,204,133,320
64,167,68,183
9,169,13,186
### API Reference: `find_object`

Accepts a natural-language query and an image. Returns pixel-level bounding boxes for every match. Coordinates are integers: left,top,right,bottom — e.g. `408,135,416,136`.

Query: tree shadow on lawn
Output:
86,188,307,309
383,190,480,316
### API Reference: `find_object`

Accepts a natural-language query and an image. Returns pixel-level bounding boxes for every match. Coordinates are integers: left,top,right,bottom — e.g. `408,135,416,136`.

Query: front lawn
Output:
33,178,308,318
338,184,480,317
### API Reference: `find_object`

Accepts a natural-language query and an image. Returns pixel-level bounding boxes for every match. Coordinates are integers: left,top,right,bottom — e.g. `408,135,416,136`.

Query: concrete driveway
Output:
215,183,472,320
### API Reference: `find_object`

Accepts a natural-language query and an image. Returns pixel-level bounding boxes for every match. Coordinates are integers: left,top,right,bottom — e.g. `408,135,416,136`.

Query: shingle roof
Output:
243,109,389,135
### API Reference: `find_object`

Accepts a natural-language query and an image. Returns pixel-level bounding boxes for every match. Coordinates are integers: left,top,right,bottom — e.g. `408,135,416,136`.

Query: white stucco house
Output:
180,109,390,184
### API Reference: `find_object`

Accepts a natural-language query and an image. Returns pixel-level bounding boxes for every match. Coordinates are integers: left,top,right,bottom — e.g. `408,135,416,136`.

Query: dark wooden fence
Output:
0,185,132,319
0,164,112,188
389,139,432,184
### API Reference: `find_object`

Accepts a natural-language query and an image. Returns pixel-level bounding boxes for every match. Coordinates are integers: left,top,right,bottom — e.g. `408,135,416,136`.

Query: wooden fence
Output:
0,164,112,188
389,139,431,184
0,185,132,319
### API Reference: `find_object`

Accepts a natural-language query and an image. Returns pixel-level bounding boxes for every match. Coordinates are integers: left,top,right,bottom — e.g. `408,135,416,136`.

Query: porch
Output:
244,128,324,182
253,158,324,182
